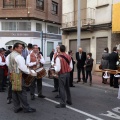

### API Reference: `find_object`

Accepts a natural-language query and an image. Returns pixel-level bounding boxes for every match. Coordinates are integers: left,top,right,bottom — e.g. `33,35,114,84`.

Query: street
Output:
0,77,120,120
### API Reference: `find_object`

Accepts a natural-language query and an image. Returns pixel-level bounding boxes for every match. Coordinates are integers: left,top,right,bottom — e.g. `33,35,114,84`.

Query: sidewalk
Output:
73,72,119,91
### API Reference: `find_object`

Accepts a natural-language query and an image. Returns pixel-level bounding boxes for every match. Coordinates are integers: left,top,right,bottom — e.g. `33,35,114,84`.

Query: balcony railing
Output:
62,8,95,29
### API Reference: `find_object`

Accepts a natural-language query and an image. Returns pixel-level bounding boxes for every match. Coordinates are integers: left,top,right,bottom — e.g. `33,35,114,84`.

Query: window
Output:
52,1,58,14
3,0,26,8
2,22,16,30
47,25,59,34
17,22,31,31
36,23,42,31
1,22,31,31
47,42,54,57
36,0,44,10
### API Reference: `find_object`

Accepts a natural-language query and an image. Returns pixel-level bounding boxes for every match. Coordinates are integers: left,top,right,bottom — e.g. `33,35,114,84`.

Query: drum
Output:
36,67,47,79
22,73,35,87
48,67,58,79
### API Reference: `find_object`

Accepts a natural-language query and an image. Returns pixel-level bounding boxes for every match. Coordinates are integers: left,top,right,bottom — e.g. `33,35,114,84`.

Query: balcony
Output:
62,8,95,30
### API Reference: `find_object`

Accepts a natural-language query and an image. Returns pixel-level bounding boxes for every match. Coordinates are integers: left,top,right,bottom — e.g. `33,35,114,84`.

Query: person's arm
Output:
70,59,73,70
0,56,6,66
51,55,55,66
15,55,30,74
6,55,10,66
54,57,61,72
40,55,45,64
26,55,36,67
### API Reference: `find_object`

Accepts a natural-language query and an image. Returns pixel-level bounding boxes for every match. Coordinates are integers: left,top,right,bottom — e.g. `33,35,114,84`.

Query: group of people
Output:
101,47,120,88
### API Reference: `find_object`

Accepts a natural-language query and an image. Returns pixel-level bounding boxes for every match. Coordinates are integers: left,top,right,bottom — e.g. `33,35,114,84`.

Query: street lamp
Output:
77,0,81,51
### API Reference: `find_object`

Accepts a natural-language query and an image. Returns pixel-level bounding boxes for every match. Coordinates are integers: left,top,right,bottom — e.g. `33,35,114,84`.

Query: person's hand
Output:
84,65,86,68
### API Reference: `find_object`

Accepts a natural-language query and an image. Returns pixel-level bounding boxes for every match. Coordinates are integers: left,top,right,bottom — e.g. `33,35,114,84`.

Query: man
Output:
6,43,36,113
51,46,60,92
109,47,119,88
76,48,86,83
54,45,73,108
68,50,75,87
0,48,8,92
27,43,33,54
26,45,45,100
5,46,13,57
50,49,55,61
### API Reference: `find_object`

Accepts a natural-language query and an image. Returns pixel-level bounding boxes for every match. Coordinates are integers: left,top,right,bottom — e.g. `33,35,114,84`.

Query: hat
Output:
0,48,4,53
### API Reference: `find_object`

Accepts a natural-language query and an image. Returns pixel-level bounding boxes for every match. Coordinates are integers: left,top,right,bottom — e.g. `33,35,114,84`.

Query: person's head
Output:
13,43,23,54
60,45,66,53
28,43,33,50
56,45,60,53
113,47,117,52
68,50,73,56
87,53,92,59
0,48,5,55
8,46,13,52
78,48,83,53
33,45,38,53
104,47,109,53
52,49,55,52
22,44,25,49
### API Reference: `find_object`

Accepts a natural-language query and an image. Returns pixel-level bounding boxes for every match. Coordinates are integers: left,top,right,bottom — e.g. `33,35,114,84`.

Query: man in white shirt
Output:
54,45,73,108
26,45,45,100
6,43,36,113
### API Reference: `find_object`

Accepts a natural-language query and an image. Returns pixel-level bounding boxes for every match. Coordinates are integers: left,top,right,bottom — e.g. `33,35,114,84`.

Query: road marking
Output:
42,82,54,88
35,93,103,120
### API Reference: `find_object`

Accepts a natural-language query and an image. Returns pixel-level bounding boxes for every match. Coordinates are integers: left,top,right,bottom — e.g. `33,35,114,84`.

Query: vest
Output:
8,51,21,74
58,53,71,74
30,52,41,69
0,54,8,76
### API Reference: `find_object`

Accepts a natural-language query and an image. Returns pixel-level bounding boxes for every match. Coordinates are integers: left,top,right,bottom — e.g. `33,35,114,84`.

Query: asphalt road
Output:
0,77,120,120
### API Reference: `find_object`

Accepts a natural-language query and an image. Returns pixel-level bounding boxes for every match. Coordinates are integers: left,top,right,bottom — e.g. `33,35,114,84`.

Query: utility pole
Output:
77,0,81,50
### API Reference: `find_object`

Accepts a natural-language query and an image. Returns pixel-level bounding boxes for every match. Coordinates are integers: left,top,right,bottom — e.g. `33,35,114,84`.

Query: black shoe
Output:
114,86,119,88
0,90,5,92
2,88,6,91
55,95,60,98
24,108,36,113
31,95,35,100
66,101,72,105
55,104,66,108
38,95,45,98
14,107,23,113
70,85,75,87
7,99,12,104
52,89,58,92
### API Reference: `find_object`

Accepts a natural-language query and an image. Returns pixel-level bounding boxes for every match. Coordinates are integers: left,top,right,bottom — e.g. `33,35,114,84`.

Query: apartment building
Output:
62,0,120,72
0,0,62,61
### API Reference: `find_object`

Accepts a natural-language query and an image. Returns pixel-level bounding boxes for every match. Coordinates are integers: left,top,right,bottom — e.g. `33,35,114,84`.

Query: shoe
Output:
31,95,35,100
114,86,119,88
55,104,66,108
52,89,58,92
38,95,45,98
0,90,5,92
24,108,36,113
66,101,72,105
55,95,60,98
7,99,12,104
2,88,6,91
70,85,75,87
77,79,81,83
14,107,23,113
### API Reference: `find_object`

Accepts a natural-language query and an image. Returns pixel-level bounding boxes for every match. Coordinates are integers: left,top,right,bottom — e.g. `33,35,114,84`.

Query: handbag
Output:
99,64,102,69
10,72,22,91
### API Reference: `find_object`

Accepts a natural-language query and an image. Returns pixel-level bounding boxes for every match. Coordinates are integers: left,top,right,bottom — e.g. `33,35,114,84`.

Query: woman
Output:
101,47,109,84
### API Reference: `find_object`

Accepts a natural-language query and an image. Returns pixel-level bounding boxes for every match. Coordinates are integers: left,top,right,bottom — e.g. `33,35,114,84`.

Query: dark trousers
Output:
7,80,12,100
77,67,85,82
86,71,92,83
30,78,42,96
70,71,73,86
53,78,59,90
12,86,30,110
59,73,72,105
110,74,118,87
0,68,5,90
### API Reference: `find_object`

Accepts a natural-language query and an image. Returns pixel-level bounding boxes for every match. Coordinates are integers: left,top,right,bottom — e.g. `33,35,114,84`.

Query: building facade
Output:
62,0,120,73
0,0,62,61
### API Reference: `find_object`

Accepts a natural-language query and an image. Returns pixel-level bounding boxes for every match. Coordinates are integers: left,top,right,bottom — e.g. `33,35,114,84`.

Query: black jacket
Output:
5,50,11,57
71,57,76,71
85,58,94,71
50,51,54,61
76,51,86,68
109,52,119,70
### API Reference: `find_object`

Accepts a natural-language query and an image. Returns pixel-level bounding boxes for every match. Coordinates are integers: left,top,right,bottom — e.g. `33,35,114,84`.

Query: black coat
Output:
76,51,86,68
50,51,54,61
85,58,94,71
109,52,119,70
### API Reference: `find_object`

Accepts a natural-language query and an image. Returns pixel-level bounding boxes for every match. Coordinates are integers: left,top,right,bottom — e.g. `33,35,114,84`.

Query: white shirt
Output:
51,53,58,66
6,54,30,74
0,56,6,66
26,53,45,67
54,57,73,72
